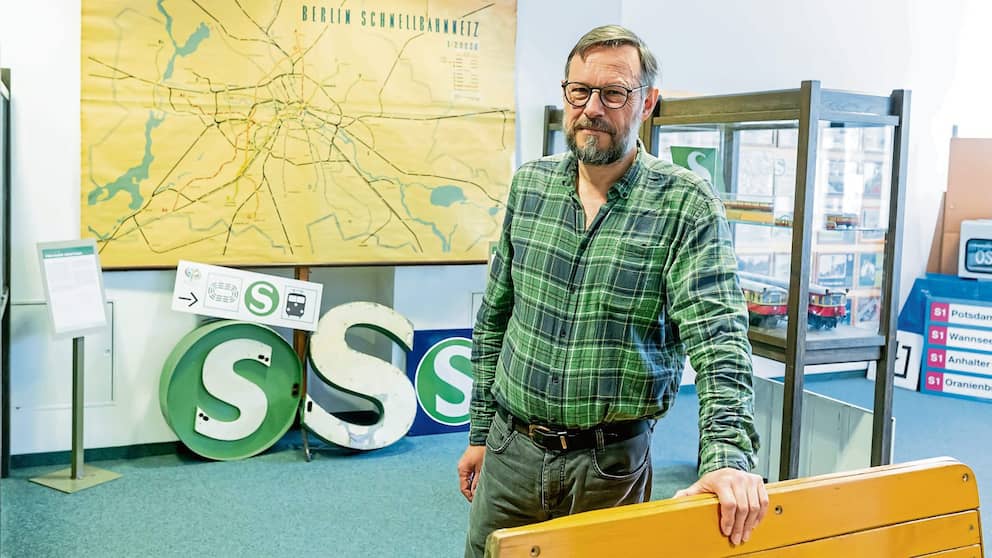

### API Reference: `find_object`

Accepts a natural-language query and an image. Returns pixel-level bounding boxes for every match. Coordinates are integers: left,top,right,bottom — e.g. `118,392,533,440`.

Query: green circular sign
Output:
159,321,302,460
414,337,473,426
245,281,279,316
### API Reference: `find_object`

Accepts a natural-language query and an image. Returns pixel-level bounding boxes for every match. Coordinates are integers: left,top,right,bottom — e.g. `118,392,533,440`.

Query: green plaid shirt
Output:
470,145,759,475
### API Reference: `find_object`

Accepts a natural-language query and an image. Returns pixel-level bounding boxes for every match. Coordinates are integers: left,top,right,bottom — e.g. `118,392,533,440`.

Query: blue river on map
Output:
158,0,210,81
86,113,164,211
87,2,208,214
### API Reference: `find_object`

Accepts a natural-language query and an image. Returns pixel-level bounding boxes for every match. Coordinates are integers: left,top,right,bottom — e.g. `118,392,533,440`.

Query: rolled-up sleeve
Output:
667,196,759,476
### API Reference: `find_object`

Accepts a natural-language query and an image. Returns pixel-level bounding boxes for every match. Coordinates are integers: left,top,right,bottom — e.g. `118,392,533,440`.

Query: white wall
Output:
1,0,990,454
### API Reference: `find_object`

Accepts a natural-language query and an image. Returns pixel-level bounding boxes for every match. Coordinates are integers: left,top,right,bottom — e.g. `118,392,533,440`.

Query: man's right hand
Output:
457,445,486,502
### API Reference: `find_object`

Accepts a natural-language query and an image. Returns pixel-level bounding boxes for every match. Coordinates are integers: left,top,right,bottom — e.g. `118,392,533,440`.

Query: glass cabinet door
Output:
654,119,895,343
813,123,894,335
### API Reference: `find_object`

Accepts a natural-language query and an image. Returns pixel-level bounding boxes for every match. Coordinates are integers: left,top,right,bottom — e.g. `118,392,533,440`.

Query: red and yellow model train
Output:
738,272,848,329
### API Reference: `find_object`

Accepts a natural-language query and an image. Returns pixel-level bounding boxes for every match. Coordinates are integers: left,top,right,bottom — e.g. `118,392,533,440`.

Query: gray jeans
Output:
465,410,654,558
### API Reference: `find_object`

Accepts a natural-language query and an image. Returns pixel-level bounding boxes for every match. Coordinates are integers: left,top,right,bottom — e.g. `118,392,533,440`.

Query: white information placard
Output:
172,261,323,332
37,239,108,338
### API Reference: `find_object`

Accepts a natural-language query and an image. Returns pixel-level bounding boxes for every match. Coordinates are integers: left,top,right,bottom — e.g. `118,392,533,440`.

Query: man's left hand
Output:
674,467,769,546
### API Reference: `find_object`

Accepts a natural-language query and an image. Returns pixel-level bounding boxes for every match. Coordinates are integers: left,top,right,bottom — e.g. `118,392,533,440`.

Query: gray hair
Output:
564,25,659,87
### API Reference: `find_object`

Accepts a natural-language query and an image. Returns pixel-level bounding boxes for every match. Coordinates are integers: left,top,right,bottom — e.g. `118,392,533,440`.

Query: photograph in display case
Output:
863,161,883,198
859,207,886,242
863,126,887,152
816,253,855,288
827,159,846,194
738,254,772,275
855,295,881,327
857,253,883,288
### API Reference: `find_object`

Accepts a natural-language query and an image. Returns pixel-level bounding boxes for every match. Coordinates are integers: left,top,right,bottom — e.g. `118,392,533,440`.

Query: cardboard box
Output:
929,139,992,275
926,193,945,273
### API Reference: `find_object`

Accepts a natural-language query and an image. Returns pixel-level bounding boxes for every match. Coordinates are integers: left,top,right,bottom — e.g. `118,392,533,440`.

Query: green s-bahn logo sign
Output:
159,321,301,461
160,303,435,460
414,336,473,427
244,281,279,317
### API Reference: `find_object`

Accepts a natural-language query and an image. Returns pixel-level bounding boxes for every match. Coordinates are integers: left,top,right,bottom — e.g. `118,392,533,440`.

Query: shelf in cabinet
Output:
734,242,884,256
747,324,884,365
727,216,886,234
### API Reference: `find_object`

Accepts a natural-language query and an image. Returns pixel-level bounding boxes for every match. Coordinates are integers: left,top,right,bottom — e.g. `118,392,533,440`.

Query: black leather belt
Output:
496,405,650,451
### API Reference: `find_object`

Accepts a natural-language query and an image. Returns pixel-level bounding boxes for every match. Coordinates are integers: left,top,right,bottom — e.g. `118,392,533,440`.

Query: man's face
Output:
563,45,656,166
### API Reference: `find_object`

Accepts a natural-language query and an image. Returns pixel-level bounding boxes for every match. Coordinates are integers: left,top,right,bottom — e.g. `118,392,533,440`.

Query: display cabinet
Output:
543,81,910,480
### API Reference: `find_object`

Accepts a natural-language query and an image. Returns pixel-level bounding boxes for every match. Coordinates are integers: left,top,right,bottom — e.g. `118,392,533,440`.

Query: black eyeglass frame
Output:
561,81,650,109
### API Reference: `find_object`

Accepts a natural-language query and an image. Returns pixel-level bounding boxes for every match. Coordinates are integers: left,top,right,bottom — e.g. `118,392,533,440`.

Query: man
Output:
458,25,768,557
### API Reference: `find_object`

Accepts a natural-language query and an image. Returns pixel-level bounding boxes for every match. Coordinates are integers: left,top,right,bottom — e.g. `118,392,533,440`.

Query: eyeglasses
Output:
561,81,649,109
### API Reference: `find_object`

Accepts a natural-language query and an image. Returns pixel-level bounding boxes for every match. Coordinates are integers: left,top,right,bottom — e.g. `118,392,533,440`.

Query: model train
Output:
824,212,860,230
723,199,774,213
738,272,848,329
769,212,860,230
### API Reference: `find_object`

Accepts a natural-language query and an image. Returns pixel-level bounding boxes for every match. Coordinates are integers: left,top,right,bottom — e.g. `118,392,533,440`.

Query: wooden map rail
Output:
487,457,984,557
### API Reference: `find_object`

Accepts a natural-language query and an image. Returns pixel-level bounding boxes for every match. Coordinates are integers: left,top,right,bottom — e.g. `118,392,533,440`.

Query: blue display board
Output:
898,273,992,334
920,296,992,403
404,329,474,436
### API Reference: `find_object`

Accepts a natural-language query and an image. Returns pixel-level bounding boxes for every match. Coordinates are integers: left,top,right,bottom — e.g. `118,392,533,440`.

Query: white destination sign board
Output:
933,371,992,399
944,303,992,329
172,261,323,332
38,239,108,338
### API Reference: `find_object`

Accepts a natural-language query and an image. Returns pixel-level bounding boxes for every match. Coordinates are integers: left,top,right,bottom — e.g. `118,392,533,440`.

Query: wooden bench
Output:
486,457,984,557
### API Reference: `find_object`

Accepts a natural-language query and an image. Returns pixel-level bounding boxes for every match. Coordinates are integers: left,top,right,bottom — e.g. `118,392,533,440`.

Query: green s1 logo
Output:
245,280,279,316
415,337,473,426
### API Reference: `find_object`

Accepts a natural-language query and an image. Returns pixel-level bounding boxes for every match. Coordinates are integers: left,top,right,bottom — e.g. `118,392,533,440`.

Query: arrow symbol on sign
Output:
179,292,199,307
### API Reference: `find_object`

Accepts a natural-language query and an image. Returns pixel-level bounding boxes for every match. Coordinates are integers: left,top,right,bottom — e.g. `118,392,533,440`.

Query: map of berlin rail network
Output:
81,0,516,268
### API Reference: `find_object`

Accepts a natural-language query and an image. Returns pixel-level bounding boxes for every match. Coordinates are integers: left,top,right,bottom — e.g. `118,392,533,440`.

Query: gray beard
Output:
565,125,636,166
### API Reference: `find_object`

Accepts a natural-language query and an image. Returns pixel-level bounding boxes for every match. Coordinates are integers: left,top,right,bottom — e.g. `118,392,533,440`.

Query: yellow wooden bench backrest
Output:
486,457,984,558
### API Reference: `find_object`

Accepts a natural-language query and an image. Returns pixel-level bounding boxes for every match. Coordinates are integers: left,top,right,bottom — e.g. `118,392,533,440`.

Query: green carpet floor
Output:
0,377,987,557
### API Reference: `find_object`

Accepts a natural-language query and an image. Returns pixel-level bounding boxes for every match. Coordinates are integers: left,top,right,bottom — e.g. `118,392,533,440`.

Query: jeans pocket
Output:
485,413,516,454
590,430,651,481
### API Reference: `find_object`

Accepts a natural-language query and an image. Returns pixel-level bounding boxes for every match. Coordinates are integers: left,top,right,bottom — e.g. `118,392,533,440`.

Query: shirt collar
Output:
556,140,646,200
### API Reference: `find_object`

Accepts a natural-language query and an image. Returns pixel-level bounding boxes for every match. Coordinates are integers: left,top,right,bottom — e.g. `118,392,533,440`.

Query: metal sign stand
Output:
29,337,120,493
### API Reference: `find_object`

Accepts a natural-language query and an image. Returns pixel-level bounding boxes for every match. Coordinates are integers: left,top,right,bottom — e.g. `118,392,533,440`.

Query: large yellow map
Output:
82,0,516,268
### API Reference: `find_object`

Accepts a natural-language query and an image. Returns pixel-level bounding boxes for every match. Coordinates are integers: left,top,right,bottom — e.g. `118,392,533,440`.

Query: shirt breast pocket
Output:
607,240,661,312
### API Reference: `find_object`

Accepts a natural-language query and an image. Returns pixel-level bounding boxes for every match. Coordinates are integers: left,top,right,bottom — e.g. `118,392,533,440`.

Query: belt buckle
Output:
528,424,568,450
